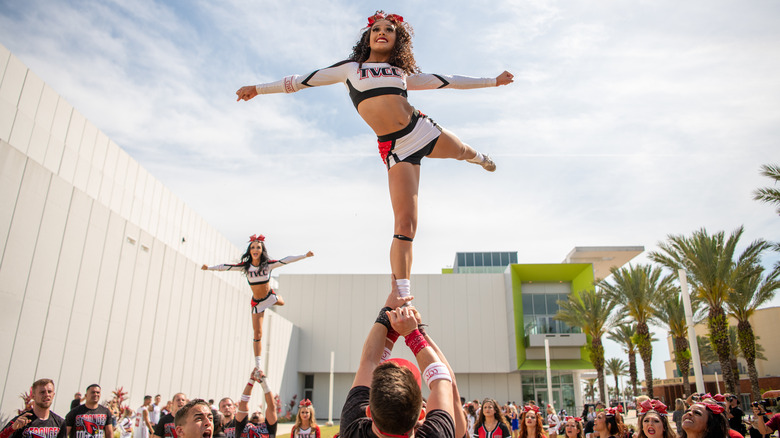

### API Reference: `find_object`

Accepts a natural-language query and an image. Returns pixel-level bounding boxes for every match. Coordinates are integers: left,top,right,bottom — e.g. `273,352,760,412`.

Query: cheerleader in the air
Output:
202,234,313,370
236,11,513,299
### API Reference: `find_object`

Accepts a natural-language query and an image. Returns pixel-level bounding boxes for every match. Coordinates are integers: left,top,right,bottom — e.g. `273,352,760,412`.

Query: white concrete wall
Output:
276,273,513,375
274,273,519,416
0,43,272,417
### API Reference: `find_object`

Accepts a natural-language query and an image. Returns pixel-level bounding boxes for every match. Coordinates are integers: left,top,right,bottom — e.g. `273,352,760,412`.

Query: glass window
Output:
546,294,559,314
510,252,518,263
500,253,508,266
492,252,501,266
535,374,546,385
522,374,534,384
458,253,465,267
474,253,483,266
561,374,573,384
522,294,533,314
534,294,547,314
466,252,474,266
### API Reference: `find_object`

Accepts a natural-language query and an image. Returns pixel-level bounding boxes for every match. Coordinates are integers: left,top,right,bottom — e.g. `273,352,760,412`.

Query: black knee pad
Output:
393,234,414,242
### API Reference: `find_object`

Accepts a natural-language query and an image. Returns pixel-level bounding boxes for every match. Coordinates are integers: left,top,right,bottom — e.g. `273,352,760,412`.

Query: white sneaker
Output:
479,154,496,172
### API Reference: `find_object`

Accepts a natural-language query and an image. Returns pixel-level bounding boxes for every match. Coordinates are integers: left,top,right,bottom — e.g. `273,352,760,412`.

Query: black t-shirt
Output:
2,410,68,438
729,407,746,435
225,416,249,438
339,386,455,438
153,414,175,438
65,405,114,438
583,421,594,435
238,420,276,438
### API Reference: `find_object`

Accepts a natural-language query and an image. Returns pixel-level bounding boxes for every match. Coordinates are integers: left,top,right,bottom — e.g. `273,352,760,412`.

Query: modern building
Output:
269,247,643,418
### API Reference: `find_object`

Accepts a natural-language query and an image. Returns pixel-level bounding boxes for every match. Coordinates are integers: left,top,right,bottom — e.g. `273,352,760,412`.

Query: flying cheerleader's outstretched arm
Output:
236,61,355,101
201,263,243,271
406,70,513,90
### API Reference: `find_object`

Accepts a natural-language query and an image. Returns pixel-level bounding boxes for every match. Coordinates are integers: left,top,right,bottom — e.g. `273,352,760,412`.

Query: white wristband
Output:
380,347,392,363
423,362,452,388
240,395,251,402
260,379,271,393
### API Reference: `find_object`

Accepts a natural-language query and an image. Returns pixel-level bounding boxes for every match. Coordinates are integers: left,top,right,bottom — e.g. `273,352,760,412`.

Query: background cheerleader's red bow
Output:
703,403,725,414
524,405,540,413
299,399,312,407
248,234,265,242
639,399,668,415
565,417,583,422
700,393,726,403
367,12,404,26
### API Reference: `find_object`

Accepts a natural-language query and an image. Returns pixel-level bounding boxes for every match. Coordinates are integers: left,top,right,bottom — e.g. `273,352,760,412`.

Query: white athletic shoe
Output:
468,153,496,172
480,154,496,172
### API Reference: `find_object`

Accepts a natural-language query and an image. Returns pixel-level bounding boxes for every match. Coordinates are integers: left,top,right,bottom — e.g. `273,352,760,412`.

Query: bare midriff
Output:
249,282,271,298
357,95,415,136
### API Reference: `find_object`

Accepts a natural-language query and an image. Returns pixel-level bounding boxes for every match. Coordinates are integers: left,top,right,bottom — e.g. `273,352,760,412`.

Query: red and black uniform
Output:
1,410,67,438
239,420,276,438
64,405,113,438
474,422,510,438
254,61,496,170
152,413,175,438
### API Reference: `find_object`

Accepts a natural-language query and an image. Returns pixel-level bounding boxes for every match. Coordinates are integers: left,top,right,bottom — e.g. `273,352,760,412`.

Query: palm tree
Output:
649,226,770,394
605,358,628,403
600,264,672,398
556,288,621,403
607,323,639,396
583,378,597,402
753,164,780,215
726,266,780,401
654,289,701,397
696,335,718,366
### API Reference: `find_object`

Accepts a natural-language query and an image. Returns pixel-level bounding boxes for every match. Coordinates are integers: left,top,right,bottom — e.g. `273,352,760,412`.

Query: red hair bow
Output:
367,11,404,27
565,417,583,422
299,399,312,408
703,403,725,414
524,405,540,414
605,407,619,416
700,393,725,403
248,234,265,242
639,400,668,415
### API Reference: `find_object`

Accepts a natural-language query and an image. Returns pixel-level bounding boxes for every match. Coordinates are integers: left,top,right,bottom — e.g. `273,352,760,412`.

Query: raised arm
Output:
201,263,243,271
351,278,413,389
412,309,467,438
235,370,259,423
268,252,314,270
389,307,454,420
236,61,353,102
407,70,513,91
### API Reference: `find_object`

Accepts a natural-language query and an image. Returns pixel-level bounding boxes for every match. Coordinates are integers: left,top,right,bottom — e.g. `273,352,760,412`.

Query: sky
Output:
1,0,779,387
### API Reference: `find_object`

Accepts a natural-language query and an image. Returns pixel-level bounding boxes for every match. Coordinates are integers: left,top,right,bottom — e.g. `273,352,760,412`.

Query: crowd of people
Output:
4,280,780,438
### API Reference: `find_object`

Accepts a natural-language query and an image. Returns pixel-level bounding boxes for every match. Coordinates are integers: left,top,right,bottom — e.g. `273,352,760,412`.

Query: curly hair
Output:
679,403,728,438
238,241,269,274
348,11,420,75
519,409,548,438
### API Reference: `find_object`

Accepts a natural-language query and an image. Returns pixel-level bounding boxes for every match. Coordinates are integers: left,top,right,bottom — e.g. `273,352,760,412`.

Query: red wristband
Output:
404,329,429,356
387,329,400,343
